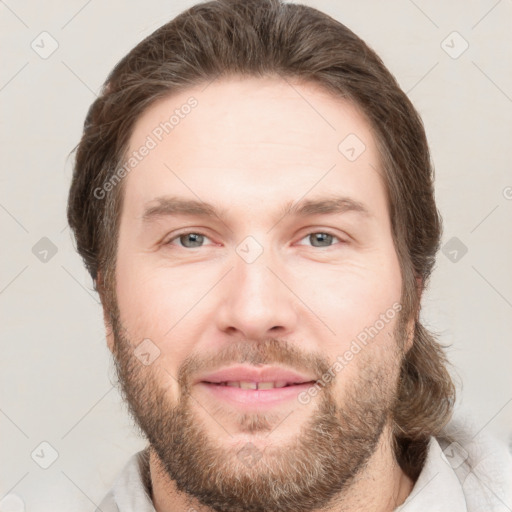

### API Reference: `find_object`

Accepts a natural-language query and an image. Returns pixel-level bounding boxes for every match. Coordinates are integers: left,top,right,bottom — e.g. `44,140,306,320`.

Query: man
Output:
67,0,511,510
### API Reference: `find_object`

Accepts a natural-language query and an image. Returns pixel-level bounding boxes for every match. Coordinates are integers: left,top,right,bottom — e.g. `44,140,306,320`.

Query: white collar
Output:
98,418,511,512
395,437,467,511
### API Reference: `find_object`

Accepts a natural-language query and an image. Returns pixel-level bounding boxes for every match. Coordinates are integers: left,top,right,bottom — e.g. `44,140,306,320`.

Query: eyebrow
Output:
142,195,372,224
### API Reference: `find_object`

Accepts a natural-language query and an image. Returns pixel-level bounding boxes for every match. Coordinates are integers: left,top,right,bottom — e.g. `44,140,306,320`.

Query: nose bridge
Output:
233,237,282,312
236,244,273,297
217,237,297,337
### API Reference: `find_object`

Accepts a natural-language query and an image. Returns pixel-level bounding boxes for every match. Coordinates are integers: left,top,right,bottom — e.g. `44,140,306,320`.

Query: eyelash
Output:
163,230,346,249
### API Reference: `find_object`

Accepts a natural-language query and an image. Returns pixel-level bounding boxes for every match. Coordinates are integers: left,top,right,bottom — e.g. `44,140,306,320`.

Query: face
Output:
107,76,410,512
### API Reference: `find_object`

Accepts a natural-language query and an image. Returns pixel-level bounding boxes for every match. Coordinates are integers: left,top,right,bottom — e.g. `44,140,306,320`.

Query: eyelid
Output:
163,230,215,247
295,230,347,247
162,228,349,248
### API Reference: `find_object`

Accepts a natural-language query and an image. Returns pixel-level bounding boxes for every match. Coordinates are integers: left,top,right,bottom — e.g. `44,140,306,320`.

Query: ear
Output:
97,270,116,355
103,307,116,355
404,316,415,353
415,275,424,320
404,275,424,353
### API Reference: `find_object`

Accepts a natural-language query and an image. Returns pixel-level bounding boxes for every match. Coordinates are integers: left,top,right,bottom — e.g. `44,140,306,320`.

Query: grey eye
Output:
178,233,205,248
308,233,335,247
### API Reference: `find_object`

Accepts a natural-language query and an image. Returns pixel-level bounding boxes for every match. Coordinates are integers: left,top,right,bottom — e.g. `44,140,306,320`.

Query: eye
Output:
297,232,343,248
165,232,213,248
164,230,344,249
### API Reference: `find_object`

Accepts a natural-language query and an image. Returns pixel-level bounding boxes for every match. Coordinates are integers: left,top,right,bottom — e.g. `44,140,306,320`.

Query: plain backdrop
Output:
1,1,511,510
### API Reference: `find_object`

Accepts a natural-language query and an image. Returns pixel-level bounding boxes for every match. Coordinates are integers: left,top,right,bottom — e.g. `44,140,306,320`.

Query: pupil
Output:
311,233,332,247
181,233,203,247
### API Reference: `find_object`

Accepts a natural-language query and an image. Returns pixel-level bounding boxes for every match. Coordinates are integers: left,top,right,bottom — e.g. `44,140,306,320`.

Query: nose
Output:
216,244,298,340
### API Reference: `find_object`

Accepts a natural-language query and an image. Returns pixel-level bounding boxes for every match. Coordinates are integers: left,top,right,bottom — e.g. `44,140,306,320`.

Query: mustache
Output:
177,338,331,390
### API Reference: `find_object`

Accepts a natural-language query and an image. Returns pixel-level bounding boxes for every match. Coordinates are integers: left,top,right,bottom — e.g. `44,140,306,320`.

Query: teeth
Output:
219,381,290,389
257,382,276,390
265,381,289,389
239,381,258,389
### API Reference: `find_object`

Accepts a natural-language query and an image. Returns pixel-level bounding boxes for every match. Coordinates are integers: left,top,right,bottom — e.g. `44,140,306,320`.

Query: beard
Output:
109,303,405,512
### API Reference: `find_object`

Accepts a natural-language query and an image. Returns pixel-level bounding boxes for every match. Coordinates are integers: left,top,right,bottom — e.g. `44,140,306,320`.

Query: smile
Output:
198,380,317,408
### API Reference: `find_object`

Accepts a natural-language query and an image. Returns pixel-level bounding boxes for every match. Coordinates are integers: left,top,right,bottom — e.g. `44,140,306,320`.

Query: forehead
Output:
121,76,388,223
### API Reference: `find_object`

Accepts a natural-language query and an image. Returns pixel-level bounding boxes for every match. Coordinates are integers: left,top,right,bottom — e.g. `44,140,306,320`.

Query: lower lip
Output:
197,382,315,407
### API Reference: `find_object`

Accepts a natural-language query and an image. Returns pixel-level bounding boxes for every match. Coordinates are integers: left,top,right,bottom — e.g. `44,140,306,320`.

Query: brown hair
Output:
67,0,455,479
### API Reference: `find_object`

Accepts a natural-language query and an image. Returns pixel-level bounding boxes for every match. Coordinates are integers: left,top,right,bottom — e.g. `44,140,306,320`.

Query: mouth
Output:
203,380,313,389
194,365,318,408
198,379,317,408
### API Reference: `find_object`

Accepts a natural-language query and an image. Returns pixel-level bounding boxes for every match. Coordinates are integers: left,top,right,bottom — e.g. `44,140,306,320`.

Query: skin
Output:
103,76,416,511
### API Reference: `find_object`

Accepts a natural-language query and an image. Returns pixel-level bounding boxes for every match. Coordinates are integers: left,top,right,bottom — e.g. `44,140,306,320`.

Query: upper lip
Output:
197,365,317,385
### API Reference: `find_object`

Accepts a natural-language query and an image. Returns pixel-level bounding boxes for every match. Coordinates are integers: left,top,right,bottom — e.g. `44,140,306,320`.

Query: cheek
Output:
292,250,402,348
318,293,403,398
115,254,221,361
114,263,201,392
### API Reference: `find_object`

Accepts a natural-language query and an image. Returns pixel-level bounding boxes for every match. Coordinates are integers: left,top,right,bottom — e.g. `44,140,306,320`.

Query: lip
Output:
196,365,316,386
197,381,316,407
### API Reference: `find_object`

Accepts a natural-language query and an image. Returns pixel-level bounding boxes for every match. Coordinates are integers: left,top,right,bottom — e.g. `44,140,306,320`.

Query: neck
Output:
149,425,415,512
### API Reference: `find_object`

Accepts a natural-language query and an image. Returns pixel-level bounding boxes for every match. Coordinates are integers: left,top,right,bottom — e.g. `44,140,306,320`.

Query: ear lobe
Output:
416,275,423,306
404,317,415,353
103,307,116,355
404,275,424,353
97,270,116,355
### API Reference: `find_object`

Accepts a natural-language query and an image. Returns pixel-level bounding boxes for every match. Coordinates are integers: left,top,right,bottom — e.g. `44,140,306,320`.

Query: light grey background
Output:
1,0,511,510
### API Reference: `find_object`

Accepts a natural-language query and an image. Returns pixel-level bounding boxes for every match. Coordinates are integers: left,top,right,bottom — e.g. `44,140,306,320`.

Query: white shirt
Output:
96,416,512,512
